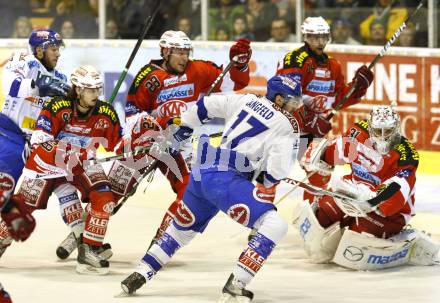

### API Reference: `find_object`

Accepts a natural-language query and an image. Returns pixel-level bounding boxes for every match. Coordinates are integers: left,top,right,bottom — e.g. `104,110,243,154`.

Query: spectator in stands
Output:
366,19,387,45
209,0,245,40
397,23,417,47
360,0,408,43
29,0,53,15
215,25,230,41
245,0,278,41
267,18,296,42
11,17,33,38
106,19,121,39
231,14,254,40
60,19,75,39
51,0,97,38
176,16,201,40
331,18,361,45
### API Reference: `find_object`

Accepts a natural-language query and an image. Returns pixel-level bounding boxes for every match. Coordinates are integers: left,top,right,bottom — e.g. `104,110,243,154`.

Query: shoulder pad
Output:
47,96,72,114
133,64,159,88
393,137,419,167
96,101,119,124
283,46,310,69
191,59,222,69
354,119,369,133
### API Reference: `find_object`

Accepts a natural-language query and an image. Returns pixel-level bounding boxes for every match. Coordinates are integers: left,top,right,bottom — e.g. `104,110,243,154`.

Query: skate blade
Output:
114,290,134,298
99,249,113,260
76,263,109,275
218,293,252,303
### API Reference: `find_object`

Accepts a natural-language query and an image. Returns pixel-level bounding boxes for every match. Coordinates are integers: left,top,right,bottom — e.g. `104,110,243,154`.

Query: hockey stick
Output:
112,57,239,214
325,0,425,120
282,178,369,218
108,0,162,104
84,145,151,167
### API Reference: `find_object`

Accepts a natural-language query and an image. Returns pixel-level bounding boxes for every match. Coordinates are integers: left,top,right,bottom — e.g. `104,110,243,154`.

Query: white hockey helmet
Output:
159,30,192,51
70,65,103,89
368,106,401,154
301,17,330,35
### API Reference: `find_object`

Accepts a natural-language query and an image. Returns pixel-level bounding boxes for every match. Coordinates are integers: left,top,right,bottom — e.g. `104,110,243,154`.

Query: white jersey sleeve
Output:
181,93,300,184
1,52,67,135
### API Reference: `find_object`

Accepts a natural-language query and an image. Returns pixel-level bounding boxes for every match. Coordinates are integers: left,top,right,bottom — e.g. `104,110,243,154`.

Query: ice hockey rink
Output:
1,152,440,303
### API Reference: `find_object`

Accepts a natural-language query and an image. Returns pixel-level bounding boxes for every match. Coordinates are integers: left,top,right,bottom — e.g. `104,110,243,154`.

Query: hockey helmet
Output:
368,106,401,154
70,65,103,90
266,75,302,111
29,29,64,55
159,30,192,51
301,17,330,35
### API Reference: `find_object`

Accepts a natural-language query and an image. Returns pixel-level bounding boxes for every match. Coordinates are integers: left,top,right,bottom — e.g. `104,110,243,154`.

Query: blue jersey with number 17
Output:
181,93,300,186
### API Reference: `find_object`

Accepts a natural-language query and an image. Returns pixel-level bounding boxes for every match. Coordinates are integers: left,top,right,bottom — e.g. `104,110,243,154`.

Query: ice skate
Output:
76,242,109,275
0,237,11,259
121,261,155,295
218,274,254,303
93,242,113,260
56,232,77,260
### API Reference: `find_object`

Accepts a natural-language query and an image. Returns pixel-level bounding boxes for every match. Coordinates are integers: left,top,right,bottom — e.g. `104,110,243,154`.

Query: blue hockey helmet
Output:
266,75,302,111
29,29,64,55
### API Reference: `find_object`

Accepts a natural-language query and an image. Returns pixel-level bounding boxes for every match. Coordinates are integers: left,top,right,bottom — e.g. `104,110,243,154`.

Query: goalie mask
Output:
266,75,302,113
368,106,401,155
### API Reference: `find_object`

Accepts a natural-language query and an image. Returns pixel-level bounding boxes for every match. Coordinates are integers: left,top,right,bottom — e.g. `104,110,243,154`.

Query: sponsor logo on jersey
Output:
396,168,413,178
343,246,364,261
157,100,188,118
103,202,116,214
51,99,71,113
65,124,91,134
59,192,79,204
125,102,139,116
315,68,331,78
35,115,52,132
227,204,250,226
306,80,335,93
351,163,381,185
239,247,265,275
58,131,92,148
98,105,118,123
367,248,409,264
174,200,195,227
157,84,194,103
134,66,153,87
25,96,46,108
21,116,37,130
163,74,187,87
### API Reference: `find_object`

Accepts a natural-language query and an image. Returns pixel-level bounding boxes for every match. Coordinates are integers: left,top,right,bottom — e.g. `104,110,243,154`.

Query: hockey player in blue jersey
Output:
0,29,69,258
121,75,302,302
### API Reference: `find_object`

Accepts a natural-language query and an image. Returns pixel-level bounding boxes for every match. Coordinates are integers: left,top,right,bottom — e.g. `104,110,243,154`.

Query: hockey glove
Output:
351,65,374,98
1,195,36,242
255,183,277,203
169,125,193,156
0,286,12,303
229,38,252,69
34,75,71,97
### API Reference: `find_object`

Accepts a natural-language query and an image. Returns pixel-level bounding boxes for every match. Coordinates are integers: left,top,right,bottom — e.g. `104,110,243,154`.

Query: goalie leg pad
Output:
292,200,342,263
407,229,440,266
332,229,414,270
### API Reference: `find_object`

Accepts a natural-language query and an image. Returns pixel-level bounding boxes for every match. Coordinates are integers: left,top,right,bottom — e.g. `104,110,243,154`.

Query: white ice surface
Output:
1,171,440,303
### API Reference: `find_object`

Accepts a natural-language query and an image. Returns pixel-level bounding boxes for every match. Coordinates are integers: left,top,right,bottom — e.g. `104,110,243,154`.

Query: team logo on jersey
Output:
315,68,331,78
343,246,364,262
157,100,188,118
163,74,187,87
305,95,328,113
174,200,195,227
94,118,109,130
306,80,335,93
0,173,15,196
157,84,194,103
227,204,250,226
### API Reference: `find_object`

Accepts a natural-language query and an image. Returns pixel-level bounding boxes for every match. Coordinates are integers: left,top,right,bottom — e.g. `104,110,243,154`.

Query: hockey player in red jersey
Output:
294,106,439,269
110,30,252,245
276,16,374,203
0,65,122,275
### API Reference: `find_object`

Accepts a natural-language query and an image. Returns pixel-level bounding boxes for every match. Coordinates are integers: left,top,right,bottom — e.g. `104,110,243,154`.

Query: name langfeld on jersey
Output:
157,84,194,103
306,80,336,93
245,100,274,120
